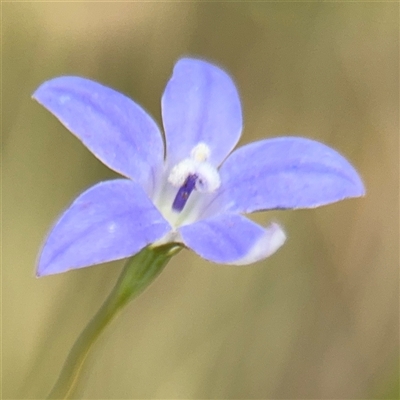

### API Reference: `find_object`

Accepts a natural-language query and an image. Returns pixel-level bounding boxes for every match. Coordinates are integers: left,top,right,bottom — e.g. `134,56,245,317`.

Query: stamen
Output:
168,159,196,187
194,163,221,192
191,142,210,162
168,143,221,213
172,174,197,212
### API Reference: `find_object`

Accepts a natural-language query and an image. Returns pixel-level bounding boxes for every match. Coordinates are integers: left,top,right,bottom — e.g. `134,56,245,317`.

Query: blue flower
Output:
33,58,365,276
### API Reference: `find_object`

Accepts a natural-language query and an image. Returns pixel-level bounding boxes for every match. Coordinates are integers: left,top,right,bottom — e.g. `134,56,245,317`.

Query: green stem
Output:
47,243,181,399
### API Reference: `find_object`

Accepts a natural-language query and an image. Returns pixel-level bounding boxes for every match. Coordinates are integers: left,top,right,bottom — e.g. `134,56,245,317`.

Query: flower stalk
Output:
47,243,181,399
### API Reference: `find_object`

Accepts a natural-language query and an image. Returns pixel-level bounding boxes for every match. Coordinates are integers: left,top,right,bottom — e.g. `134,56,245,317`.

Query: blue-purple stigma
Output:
172,174,198,212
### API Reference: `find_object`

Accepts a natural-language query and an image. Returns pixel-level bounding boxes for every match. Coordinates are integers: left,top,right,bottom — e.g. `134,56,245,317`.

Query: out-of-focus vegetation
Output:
3,2,398,399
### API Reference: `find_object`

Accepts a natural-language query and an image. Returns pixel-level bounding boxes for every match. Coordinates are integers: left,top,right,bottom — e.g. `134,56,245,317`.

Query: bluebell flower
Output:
33,58,365,276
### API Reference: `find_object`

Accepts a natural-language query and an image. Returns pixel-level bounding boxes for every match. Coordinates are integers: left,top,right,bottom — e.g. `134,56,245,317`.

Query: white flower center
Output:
168,143,220,213
153,143,221,229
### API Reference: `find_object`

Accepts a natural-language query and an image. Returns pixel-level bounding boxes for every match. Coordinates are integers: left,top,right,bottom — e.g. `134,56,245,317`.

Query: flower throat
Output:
168,143,221,213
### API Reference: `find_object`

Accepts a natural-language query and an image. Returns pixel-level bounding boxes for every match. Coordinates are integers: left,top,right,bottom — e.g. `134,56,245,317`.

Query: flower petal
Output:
162,58,242,168
212,137,365,214
37,179,171,276
33,77,164,196
179,213,286,265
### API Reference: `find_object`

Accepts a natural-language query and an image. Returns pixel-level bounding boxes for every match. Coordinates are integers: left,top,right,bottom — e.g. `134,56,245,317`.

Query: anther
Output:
191,142,210,162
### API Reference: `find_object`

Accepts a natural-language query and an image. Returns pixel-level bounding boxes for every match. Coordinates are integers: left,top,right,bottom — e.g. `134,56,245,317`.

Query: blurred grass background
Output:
3,2,399,399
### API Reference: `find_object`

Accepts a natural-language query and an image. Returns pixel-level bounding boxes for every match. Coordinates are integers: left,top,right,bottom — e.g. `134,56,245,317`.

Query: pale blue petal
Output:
179,213,286,265
162,58,242,168
213,137,365,214
37,180,171,276
33,77,164,196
